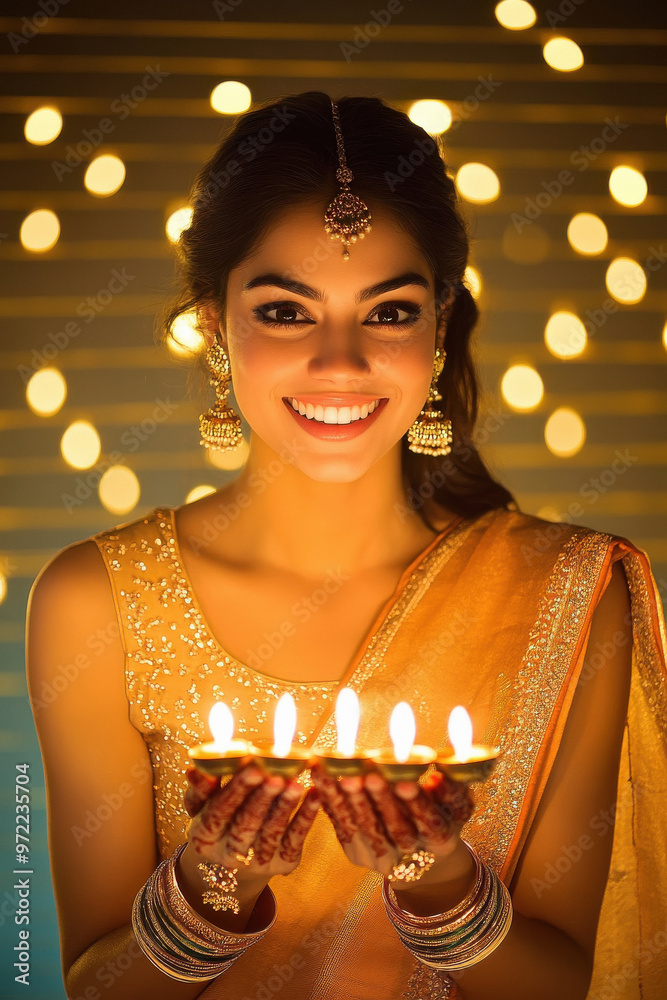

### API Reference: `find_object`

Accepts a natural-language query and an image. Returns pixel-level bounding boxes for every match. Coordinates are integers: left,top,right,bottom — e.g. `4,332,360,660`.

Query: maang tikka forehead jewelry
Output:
324,100,372,260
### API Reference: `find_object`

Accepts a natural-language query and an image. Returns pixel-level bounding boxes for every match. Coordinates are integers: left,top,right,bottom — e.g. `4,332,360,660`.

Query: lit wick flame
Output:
273,692,296,757
209,702,234,753
390,702,415,763
335,687,359,757
448,706,473,762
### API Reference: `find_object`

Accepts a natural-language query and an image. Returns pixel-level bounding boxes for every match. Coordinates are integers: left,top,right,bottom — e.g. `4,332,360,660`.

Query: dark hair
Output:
161,90,515,526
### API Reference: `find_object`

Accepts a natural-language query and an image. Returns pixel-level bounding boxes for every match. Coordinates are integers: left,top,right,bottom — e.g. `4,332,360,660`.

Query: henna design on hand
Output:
424,771,475,826
311,767,357,844
363,772,419,852
184,767,219,818
226,777,284,855
254,783,302,865
193,764,264,843
340,776,391,859
280,787,321,864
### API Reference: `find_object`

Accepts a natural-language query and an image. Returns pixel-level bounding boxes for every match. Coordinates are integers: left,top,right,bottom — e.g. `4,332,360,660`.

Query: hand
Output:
311,762,474,886
184,760,320,883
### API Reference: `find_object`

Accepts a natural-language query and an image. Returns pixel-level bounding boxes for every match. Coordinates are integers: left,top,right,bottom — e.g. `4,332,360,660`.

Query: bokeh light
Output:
26,368,67,416
210,81,251,114
0,571,7,605
84,154,126,197
545,407,586,457
407,99,452,135
60,420,101,469
167,311,205,356
605,257,646,304
455,163,500,204
544,312,587,359
494,1,536,29
20,209,60,253
24,106,63,145
186,484,217,503
464,266,482,300
501,364,544,411
166,206,193,243
609,165,648,207
543,37,584,72
99,465,140,515
567,213,608,255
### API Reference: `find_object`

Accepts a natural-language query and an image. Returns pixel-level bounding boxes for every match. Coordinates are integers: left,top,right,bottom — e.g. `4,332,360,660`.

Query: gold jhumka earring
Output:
406,347,453,457
198,331,244,452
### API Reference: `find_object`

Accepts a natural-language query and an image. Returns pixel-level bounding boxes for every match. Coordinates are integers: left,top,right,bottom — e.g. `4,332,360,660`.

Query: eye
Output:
366,301,422,328
252,302,313,329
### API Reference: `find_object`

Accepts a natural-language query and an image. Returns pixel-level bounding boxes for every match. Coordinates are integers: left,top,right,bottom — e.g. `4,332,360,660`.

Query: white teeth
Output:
288,398,383,425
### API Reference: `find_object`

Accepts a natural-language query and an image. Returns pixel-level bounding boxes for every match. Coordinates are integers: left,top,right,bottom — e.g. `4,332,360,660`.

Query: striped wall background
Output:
0,4,665,995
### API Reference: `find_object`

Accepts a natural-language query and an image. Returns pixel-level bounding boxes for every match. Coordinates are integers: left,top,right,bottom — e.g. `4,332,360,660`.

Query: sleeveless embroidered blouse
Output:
92,505,338,858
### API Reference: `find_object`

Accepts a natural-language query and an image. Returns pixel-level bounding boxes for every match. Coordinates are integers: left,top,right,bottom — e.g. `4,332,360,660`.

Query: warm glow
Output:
543,37,584,72
662,321,667,351
20,209,60,252
448,706,473,761
99,465,140,515
185,484,216,503
455,163,500,204
210,81,252,114
501,364,544,411
26,367,67,416
60,420,101,469
0,572,7,605
390,702,416,763
209,702,234,753
166,206,193,243
24,106,62,145
567,213,608,255
545,407,586,457
84,154,126,197
408,99,452,135
609,166,647,207
167,311,204,356
273,693,296,757
464,265,482,299
335,688,360,757
495,0,536,29
605,257,646,304
206,439,249,470
544,311,587,359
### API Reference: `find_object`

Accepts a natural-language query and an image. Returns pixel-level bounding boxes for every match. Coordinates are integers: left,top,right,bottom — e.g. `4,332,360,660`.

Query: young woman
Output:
26,92,666,1000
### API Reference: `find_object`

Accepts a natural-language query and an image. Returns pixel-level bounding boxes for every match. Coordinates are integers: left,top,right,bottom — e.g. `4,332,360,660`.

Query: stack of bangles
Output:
382,840,513,971
131,843,276,982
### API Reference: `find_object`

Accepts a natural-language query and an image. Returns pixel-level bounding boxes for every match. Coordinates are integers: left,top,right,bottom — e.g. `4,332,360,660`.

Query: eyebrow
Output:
241,271,431,304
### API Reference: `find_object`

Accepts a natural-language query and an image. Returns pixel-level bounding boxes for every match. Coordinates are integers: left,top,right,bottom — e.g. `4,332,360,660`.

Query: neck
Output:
201,434,449,579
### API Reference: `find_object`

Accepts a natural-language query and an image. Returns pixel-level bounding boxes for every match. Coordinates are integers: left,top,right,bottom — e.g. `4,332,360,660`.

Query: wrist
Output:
391,838,477,916
177,843,268,929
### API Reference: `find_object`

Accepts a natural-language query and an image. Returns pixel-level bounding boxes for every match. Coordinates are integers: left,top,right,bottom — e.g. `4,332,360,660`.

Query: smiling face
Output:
210,200,448,484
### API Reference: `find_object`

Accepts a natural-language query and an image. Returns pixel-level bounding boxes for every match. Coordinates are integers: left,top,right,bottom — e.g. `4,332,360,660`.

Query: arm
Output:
26,539,221,999
396,559,633,1000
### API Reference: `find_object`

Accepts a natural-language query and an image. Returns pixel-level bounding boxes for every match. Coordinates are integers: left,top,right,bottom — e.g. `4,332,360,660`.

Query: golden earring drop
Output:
198,335,244,452
406,348,453,456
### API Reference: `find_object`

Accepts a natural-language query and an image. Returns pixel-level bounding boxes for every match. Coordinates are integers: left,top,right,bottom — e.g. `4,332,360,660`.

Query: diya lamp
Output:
368,702,436,782
251,693,312,779
434,706,500,784
188,702,255,778
310,687,373,778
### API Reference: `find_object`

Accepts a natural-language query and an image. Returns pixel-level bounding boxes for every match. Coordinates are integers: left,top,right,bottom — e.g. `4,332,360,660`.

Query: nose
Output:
306,325,371,383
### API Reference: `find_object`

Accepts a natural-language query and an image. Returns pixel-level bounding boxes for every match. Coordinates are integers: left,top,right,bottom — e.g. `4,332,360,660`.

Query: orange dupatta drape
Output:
292,509,667,1000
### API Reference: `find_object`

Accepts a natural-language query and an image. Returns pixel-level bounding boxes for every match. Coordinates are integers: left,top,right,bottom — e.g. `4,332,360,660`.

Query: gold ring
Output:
234,846,255,866
388,849,436,883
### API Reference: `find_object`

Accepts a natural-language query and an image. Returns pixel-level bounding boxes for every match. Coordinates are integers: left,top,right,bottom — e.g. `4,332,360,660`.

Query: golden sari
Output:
92,504,667,999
